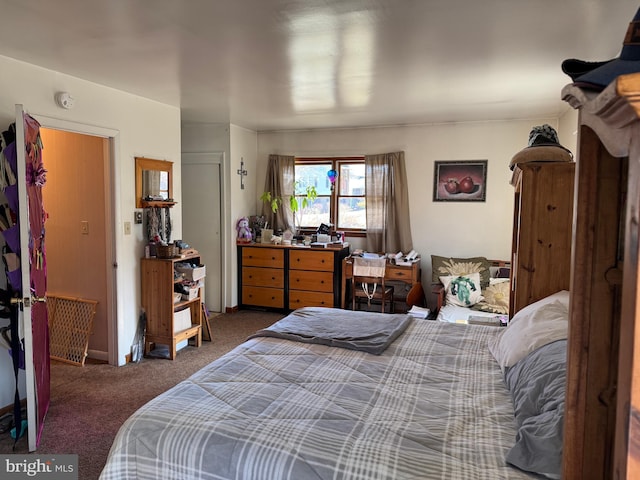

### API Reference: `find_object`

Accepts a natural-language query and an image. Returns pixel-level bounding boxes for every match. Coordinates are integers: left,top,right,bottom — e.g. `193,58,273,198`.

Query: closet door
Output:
14,104,49,451
181,153,223,312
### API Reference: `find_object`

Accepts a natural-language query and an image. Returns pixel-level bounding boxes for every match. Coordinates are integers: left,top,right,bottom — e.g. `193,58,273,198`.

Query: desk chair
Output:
352,257,394,313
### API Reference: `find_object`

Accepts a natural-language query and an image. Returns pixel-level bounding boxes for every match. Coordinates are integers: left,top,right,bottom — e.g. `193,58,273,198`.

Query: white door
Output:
181,153,223,313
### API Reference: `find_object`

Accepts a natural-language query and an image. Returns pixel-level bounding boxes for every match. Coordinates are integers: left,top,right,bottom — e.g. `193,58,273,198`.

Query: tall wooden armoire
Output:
561,73,640,479
509,161,575,318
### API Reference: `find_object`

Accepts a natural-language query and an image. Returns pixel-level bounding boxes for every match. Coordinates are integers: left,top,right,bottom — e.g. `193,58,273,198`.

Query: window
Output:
295,157,365,234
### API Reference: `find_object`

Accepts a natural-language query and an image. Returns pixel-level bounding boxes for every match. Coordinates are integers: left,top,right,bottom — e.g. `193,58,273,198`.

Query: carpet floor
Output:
0,309,283,479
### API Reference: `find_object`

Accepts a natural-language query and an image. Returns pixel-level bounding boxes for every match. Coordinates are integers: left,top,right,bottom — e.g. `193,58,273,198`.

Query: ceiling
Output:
0,0,636,132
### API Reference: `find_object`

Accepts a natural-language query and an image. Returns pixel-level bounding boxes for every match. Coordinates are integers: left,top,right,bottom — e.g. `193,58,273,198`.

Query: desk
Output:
341,256,421,309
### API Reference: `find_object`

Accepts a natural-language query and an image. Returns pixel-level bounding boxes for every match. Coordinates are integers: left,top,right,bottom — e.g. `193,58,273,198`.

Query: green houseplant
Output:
261,181,318,235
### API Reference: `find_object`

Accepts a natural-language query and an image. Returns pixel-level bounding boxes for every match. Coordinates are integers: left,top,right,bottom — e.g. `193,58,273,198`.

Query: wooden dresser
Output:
509,161,575,317
561,73,640,479
238,243,350,311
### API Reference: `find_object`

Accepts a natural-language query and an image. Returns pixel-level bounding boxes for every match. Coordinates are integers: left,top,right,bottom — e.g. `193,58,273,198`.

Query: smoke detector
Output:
55,92,75,109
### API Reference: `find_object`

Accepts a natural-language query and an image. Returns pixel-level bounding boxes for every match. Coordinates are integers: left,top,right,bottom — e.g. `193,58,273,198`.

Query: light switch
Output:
80,221,89,235
124,222,132,235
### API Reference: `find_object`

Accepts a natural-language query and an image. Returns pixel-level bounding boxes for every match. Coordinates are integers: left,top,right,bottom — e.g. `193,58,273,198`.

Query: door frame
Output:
34,114,120,365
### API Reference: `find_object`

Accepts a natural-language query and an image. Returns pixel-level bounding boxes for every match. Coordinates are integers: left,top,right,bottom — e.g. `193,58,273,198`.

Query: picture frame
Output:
433,160,488,202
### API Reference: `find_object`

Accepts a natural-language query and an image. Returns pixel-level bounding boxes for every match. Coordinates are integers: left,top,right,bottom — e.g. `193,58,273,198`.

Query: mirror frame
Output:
135,157,174,208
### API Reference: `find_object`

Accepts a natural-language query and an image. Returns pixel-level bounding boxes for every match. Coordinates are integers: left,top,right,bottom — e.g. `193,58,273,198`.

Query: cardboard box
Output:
175,263,206,281
174,307,192,333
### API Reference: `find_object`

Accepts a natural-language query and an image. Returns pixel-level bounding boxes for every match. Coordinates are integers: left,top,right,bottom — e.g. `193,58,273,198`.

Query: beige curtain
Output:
365,151,413,253
262,154,295,231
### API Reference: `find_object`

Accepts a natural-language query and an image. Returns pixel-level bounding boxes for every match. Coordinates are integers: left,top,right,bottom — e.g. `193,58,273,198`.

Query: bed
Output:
431,255,511,324
100,303,566,480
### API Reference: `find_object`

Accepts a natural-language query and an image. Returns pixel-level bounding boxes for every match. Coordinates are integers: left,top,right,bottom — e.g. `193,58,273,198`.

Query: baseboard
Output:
87,349,108,362
0,398,26,417
225,305,239,313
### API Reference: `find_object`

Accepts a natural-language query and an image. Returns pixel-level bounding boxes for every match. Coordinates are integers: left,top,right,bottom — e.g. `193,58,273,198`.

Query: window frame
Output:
295,156,366,237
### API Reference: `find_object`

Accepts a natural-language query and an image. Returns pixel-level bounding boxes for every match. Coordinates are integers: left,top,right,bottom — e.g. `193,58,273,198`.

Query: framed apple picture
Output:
433,160,487,202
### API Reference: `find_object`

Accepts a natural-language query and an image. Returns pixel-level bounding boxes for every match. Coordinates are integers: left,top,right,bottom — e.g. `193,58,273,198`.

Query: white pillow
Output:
488,298,568,372
439,272,483,307
509,290,569,326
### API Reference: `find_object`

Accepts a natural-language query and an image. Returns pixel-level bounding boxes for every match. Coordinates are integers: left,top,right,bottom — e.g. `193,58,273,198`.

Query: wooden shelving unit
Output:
141,252,202,359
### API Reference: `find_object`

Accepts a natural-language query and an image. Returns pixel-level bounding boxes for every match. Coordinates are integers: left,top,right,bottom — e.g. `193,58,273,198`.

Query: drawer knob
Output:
320,280,324,284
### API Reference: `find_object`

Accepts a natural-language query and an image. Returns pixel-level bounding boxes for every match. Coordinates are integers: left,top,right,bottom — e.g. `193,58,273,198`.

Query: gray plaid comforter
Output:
100,315,534,479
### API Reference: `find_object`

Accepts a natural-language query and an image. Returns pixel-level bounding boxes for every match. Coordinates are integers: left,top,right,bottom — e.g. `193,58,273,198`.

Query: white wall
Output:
257,118,570,305
229,125,258,307
0,54,180,408
558,105,579,155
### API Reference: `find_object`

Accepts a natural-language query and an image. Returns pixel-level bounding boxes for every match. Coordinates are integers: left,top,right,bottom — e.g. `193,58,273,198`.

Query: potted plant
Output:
261,181,318,236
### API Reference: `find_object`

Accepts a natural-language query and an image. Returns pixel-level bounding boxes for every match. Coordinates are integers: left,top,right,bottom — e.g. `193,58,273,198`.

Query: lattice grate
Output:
48,294,98,366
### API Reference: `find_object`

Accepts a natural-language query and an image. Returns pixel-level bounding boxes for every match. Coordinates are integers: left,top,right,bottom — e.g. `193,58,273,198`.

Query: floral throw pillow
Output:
472,281,510,314
431,255,491,288
439,272,484,307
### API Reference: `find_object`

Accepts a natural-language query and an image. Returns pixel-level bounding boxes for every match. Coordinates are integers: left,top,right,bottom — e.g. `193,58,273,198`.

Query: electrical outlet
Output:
124,221,132,235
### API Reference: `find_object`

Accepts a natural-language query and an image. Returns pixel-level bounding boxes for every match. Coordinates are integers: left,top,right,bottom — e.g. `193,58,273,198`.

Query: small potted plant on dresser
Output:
260,181,318,240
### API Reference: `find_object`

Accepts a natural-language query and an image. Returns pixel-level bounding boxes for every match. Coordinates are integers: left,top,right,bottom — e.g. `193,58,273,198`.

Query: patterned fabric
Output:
473,281,510,314
527,124,560,147
431,255,491,287
439,272,484,307
100,316,532,480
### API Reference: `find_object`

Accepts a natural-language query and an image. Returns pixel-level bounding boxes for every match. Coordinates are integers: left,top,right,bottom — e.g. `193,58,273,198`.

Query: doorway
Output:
39,126,116,363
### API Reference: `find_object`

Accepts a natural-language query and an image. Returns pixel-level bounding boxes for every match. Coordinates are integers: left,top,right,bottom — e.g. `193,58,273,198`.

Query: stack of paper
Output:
408,305,431,319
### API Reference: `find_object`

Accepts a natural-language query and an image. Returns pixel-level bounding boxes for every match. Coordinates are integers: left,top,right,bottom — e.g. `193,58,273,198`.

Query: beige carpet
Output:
0,309,283,480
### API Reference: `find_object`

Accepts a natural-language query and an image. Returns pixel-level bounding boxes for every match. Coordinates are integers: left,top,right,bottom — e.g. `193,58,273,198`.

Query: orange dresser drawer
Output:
386,266,417,282
289,290,334,309
289,270,333,293
289,250,333,272
242,247,284,268
242,267,284,288
242,286,284,308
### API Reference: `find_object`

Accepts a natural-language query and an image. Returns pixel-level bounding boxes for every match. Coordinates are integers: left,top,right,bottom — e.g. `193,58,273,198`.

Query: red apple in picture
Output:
459,176,475,193
444,178,459,194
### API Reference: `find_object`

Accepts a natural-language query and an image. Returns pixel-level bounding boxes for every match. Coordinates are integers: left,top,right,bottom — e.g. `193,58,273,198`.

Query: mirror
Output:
135,157,174,208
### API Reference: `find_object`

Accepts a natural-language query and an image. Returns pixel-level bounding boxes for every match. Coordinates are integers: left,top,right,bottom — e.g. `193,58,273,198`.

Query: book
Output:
467,315,507,327
407,305,431,319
